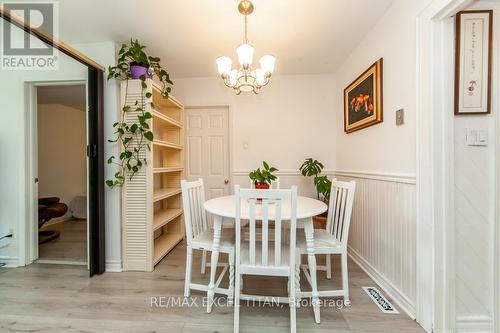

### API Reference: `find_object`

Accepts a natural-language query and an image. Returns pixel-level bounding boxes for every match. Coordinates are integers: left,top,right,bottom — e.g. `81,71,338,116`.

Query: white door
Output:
185,107,230,199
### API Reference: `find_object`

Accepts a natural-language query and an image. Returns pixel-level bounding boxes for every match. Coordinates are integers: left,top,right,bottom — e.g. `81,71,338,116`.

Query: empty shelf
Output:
153,188,181,202
153,166,183,174
153,208,183,231
153,233,184,265
153,139,183,150
152,110,183,128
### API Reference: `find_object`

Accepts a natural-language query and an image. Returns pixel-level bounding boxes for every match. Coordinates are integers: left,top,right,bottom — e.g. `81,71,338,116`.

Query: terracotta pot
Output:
254,182,269,201
255,183,270,190
313,212,328,229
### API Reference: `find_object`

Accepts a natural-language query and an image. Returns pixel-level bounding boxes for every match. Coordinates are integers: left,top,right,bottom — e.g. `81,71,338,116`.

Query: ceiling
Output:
37,85,86,111
58,0,393,78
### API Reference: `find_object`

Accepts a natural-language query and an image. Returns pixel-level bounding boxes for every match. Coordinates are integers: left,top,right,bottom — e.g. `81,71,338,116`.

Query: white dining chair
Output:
181,179,235,313
249,176,280,189
233,185,299,333
298,179,356,306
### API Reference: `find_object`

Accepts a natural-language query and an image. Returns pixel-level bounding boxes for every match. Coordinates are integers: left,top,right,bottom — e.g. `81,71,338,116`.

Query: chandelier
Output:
216,0,276,94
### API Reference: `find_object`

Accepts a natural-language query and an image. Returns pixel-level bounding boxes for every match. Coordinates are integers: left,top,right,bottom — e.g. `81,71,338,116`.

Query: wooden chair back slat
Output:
235,186,297,270
181,179,208,244
326,179,356,247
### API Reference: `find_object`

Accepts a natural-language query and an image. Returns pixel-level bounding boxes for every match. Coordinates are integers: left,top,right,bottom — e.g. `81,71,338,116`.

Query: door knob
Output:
34,177,39,183
224,179,229,184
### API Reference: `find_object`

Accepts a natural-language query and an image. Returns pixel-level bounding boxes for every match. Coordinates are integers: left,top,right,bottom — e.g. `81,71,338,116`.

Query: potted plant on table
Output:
249,161,279,189
299,158,332,227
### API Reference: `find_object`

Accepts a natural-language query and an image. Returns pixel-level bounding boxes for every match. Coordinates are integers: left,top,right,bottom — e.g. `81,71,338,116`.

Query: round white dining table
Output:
203,195,327,323
204,195,327,220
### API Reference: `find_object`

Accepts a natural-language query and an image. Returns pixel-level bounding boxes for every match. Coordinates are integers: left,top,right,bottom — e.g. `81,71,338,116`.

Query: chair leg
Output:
289,264,297,333
326,254,332,280
228,251,235,306
184,246,193,298
290,301,297,333
234,271,241,333
201,250,207,274
207,226,222,313
295,255,301,308
341,252,350,306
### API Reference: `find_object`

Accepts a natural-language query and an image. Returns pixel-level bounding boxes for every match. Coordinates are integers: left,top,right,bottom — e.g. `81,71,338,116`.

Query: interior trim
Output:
0,5,105,71
455,315,494,333
0,256,19,268
348,246,416,319
232,170,416,184
332,170,416,184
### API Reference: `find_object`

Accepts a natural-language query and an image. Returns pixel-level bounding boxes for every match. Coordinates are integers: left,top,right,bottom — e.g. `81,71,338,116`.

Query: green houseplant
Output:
107,39,173,98
299,158,332,226
105,39,173,188
249,161,278,189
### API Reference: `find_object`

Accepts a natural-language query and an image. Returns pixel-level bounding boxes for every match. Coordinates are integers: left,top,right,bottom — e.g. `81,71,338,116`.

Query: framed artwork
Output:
344,58,383,133
455,10,493,115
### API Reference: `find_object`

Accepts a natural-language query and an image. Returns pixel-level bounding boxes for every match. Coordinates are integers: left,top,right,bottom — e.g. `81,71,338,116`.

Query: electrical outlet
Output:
396,109,404,125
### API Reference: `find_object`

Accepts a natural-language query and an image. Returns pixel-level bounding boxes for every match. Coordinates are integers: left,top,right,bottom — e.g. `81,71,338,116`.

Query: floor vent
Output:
362,286,399,314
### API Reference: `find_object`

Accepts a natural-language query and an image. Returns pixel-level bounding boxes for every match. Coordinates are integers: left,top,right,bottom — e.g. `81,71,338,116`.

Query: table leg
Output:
304,217,321,323
207,215,222,313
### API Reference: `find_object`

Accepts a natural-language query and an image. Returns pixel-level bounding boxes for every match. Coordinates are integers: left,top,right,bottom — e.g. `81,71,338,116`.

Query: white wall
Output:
330,0,433,318
0,21,121,270
37,103,86,218
334,0,432,175
173,74,336,197
454,2,498,332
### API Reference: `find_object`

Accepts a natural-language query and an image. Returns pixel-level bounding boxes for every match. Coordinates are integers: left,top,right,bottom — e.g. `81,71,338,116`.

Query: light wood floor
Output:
38,219,87,262
0,241,425,333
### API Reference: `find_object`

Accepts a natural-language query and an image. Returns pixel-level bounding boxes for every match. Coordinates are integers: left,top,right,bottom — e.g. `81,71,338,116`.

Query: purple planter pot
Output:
130,62,152,79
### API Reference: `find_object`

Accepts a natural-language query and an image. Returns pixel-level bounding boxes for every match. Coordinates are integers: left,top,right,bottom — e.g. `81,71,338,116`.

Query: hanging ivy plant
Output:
105,40,173,188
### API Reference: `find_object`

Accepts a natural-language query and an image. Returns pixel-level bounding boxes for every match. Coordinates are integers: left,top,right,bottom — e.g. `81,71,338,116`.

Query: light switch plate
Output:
465,128,487,146
396,109,404,125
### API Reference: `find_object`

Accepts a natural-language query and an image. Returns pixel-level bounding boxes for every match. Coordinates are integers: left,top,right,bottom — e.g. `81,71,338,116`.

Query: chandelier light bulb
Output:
237,43,254,67
255,69,265,85
216,56,232,75
229,69,238,86
259,55,276,74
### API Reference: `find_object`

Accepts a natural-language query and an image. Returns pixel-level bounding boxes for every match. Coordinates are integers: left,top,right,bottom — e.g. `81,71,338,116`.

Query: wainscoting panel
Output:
333,172,417,318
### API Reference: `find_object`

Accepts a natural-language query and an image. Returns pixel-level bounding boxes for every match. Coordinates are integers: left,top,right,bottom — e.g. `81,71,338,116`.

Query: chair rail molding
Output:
233,170,416,183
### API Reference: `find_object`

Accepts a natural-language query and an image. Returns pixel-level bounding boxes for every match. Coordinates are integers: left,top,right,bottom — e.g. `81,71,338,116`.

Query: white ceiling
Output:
58,0,393,78
37,85,86,111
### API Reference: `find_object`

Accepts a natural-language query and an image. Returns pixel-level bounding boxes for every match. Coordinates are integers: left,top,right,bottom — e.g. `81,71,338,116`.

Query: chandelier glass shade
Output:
216,0,275,94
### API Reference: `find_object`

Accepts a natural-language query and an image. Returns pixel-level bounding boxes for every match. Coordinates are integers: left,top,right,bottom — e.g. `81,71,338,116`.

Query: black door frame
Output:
87,68,106,276
0,8,106,276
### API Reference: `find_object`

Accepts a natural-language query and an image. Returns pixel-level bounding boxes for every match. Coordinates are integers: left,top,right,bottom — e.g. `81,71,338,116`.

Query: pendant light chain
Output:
244,13,248,43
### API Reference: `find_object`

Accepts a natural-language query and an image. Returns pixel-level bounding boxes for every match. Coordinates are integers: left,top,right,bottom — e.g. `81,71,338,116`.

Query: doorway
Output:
185,107,231,199
35,83,88,266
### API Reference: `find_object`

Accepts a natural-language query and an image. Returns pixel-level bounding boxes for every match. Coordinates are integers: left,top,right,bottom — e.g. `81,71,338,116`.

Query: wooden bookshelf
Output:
122,79,185,272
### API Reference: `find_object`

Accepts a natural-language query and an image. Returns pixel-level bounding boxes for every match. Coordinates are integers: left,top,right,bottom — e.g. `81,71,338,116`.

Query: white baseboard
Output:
456,315,493,333
105,260,122,272
0,256,19,268
348,246,416,319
